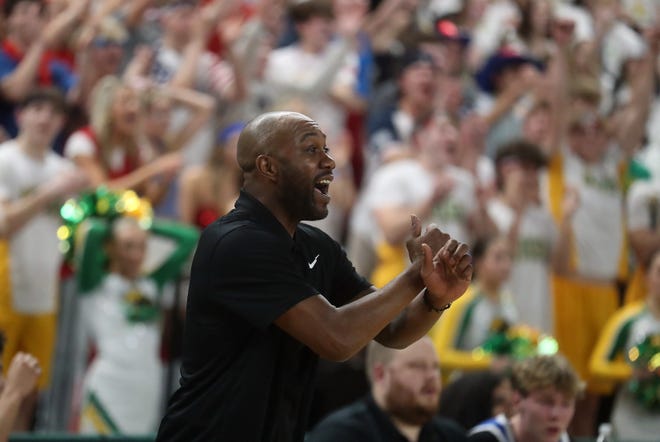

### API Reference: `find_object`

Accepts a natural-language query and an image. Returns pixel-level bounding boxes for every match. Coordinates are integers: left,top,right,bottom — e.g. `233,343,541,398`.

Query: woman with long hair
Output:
64,75,182,201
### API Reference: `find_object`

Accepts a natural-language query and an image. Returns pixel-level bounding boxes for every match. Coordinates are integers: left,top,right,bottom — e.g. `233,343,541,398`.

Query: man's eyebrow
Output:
300,132,320,142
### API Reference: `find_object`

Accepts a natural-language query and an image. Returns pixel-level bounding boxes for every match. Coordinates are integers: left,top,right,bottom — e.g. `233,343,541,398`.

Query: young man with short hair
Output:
0,87,87,429
468,354,583,442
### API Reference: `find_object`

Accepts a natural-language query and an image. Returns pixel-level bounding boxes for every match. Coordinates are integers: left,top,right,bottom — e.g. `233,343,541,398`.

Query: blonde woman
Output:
63,75,182,201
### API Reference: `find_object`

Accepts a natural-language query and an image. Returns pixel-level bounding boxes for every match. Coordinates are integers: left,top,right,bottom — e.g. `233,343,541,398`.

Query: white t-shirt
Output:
264,41,358,143
0,140,75,313
563,146,625,279
428,165,478,245
488,198,557,333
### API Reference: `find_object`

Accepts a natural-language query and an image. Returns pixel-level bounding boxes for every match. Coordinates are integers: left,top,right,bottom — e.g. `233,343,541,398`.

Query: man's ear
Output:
371,363,387,383
511,390,523,411
255,154,278,181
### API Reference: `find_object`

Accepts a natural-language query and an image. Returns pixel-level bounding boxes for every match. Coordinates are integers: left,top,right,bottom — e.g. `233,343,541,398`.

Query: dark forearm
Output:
375,290,443,349
275,263,425,361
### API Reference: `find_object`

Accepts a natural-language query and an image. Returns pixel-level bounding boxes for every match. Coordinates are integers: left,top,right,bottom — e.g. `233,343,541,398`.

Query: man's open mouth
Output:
315,179,332,196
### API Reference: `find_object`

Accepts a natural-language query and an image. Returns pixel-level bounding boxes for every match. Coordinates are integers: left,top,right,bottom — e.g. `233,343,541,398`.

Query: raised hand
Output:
197,0,243,40
419,238,472,307
551,18,575,48
123,45,155,89
562,185,580,220
405,215,449,263
334,0,367,39
3,352,41,399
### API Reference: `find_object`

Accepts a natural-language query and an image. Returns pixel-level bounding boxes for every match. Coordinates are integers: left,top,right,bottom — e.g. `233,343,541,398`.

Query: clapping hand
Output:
406,216,472,307
405,215,448,263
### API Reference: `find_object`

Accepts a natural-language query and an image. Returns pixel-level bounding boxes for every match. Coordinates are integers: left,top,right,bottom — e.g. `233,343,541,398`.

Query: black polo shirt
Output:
306,395,468,442
156,191,371,442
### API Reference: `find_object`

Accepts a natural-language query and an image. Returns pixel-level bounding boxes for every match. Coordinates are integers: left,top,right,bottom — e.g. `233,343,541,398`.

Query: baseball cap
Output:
435,19,470,46
475,47,544,93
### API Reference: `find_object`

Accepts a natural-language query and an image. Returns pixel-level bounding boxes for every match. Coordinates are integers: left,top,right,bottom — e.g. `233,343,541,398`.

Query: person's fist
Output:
3,352,41,399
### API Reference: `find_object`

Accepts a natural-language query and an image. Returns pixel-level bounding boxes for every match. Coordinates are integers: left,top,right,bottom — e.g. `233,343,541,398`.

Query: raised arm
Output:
160,85,215,152
0,353,41,442
610,27,658,158
1,0,88,102
589,304,641,381
75,217,110,294
169,0,243,90
148,220,199,290
542,18,574,159
69,146,183,197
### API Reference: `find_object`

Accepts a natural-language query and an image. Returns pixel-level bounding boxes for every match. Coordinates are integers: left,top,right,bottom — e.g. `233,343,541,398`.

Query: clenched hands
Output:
405,215,472,307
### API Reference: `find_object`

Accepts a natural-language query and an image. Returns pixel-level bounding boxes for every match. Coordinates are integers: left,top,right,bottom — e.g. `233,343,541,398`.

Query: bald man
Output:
155,111,473,442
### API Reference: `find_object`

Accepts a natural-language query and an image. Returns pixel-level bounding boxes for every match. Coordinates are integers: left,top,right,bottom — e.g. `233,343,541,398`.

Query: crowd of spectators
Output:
1,0,660,440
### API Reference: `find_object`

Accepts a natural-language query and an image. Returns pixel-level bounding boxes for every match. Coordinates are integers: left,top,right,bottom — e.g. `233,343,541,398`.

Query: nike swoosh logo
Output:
308,254,320,269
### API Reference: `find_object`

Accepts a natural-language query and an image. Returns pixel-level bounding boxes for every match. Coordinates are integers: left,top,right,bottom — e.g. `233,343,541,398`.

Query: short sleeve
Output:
64,131,95,160
206,227,319,330
325,238,372,306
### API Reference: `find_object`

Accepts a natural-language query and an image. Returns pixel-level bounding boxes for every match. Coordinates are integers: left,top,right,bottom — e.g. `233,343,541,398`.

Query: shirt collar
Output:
235,190,296,246
365,395,410,441
365,394,440,442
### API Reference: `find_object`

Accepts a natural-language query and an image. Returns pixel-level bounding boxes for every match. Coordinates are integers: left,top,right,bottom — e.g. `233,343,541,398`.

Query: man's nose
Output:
321,151,336,169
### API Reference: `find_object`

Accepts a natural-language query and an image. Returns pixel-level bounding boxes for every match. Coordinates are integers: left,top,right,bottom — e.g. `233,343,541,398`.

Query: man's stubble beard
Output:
278,171,328,222
383,379,438,427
